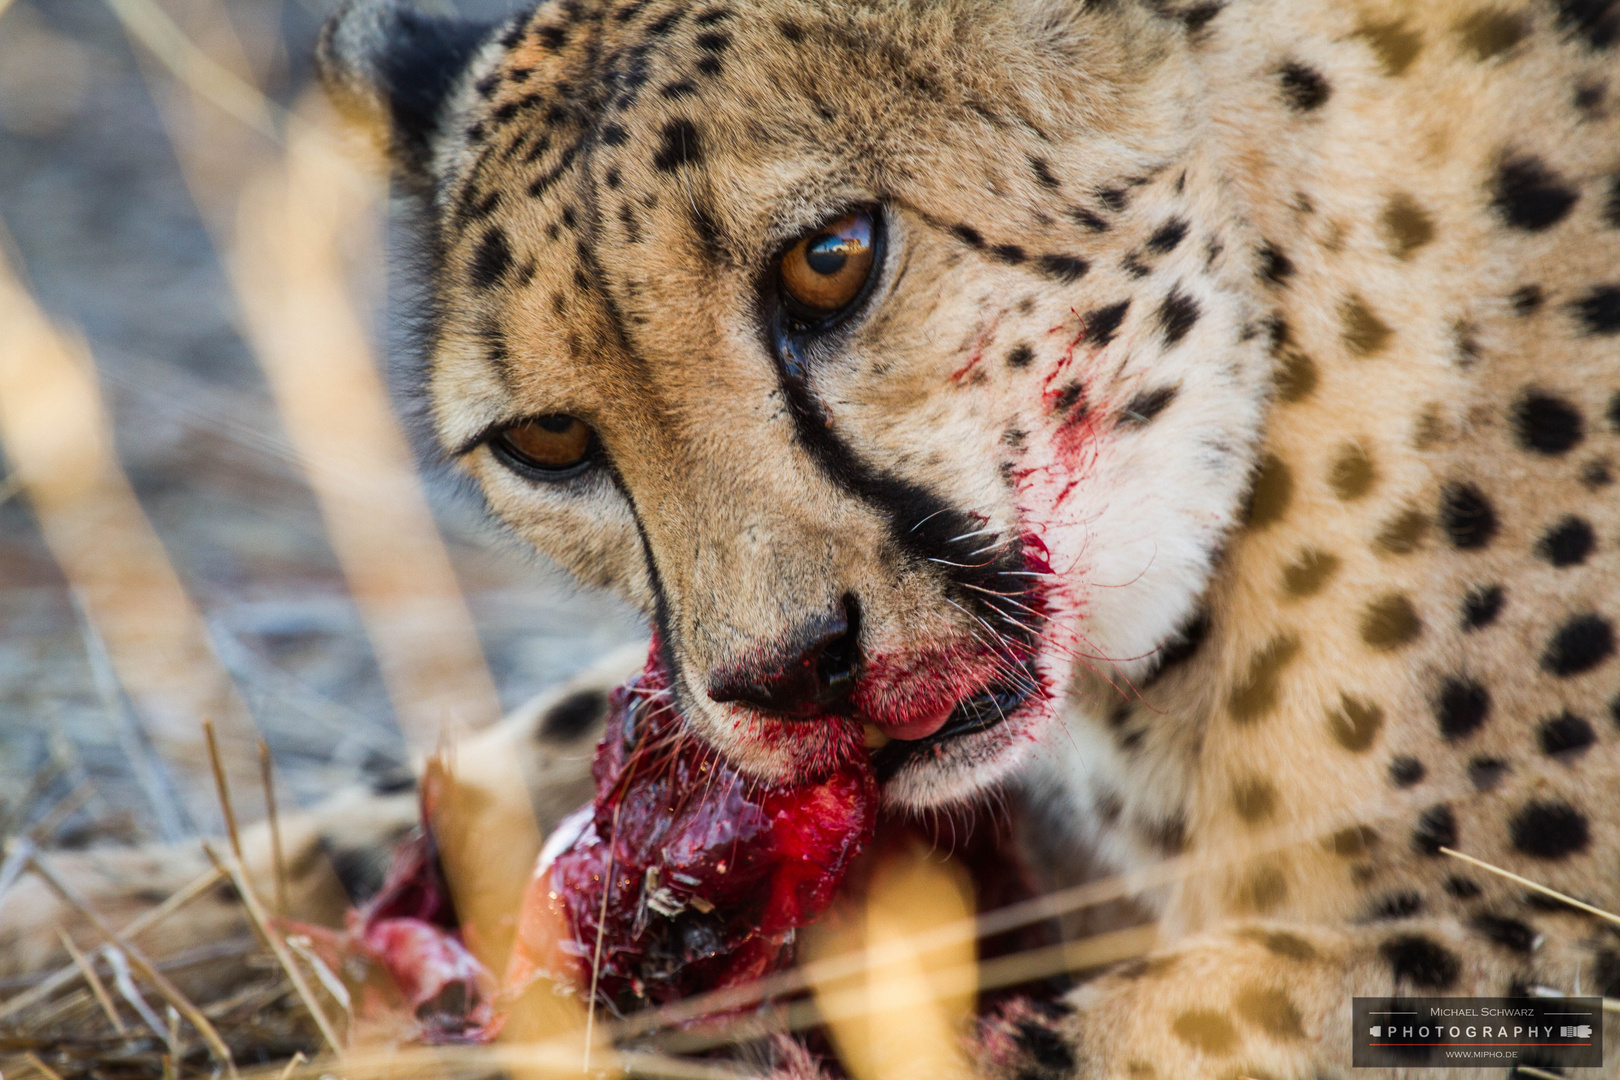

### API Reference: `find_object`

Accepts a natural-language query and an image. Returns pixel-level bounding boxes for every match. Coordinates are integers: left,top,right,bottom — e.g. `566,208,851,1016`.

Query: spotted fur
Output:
315,0,1620,1074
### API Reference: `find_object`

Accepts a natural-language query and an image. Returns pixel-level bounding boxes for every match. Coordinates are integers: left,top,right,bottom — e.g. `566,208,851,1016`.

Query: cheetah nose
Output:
705,597,860,717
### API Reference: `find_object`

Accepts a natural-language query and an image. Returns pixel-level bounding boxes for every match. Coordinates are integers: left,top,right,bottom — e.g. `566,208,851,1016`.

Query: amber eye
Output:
492,414,596,475
779,211,876,320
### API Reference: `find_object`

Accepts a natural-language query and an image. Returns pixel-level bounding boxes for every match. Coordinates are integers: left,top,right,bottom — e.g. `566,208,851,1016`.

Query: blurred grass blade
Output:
0,238,264,831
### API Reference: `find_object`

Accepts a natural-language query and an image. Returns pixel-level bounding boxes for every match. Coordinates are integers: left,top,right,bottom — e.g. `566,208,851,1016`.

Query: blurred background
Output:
0,0,645,849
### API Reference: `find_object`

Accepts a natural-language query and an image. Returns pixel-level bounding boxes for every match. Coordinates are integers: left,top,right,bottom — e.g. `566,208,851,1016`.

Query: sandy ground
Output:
0,0,646,846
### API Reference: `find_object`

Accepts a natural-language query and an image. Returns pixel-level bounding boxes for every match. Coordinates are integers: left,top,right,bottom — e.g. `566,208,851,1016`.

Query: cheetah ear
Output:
316,0,496,181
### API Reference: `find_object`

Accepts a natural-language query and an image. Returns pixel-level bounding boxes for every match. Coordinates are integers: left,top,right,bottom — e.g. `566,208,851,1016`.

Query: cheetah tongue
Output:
505,642,878,1012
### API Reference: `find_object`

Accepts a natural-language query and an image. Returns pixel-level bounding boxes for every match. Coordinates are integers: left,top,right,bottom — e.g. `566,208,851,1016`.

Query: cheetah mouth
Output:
870,665,1039,782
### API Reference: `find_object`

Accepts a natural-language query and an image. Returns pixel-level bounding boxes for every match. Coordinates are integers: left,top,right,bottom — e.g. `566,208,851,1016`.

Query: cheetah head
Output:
319,0,1273,807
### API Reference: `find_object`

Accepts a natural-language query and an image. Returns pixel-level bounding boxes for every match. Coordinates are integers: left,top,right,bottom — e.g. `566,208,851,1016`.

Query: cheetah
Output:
81,0,1620,1073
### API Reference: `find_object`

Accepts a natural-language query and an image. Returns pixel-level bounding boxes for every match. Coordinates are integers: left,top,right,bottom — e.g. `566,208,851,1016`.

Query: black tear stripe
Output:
773,334,1047,748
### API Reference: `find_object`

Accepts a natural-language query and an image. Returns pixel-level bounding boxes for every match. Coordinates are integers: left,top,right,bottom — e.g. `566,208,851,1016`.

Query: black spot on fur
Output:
1514,391,1585,454
1445,876,1482,899
1096,186,1128,212
601,122,630,146
1606,175,1620,227
1471,914,1539,953
1147,218,1190,253
459,188,502,225
1029,156,1062,189
1439,483,1498,549
1462,584,1505,630
1510,284,1544,314
1369,891,1424,919
1539,710,1596,758
688,200,726,263
1389,756,1426,787
661,79,698,99
951,224,985,248
695,30,731,52
1381,935,1460,989
1258,242,1294,285
653,118,704,172
470,227,513,289
540,688,609,740
1068,206,1110,232
647,8,683,35
1459,9,1529,59
1144,813,1188,855
1536,516,1596,566
1006,344,1035,369
1156,287,1200,346
1510,799,1591,858
991,243,1027,264
527,140,582,198
1179,2,1224,32
1541,613,1616,676
1141,609,1210,688
1493,155,1580,230
1084,300,1131,346
1435,677,1490,740
1014,1020,1077,1073
1411,804,1457,856
1124,385,1178,425
1037,254,1090,282
1573,285,1620,334
1053,382,1086,414
777,18,804,41
1278,61,1331,111
618,202,642,243
1469,756,1510,790
1553,0,1620,49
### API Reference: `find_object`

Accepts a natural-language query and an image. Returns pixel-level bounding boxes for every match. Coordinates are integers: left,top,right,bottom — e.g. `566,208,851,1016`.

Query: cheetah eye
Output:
491,414,597,477
779,211,876,322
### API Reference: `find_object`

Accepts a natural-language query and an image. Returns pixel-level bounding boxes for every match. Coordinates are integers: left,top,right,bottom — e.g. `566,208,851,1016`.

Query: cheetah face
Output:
320,0,1272,806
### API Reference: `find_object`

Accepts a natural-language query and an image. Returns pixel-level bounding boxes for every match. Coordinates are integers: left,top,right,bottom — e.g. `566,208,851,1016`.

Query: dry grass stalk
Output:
23,1051,66,1080
28,781,95,842
99,0,277,138
0,835,37,913
0,235,264,827
24,852,238,1075
274,1052,307,1080
259,738,290,916
1514,1067,1565,1080
257,1043,753,1080
0,855,227,1025
56,929,126,1034
204,718,245,867
203,841,343,1056
664,923,1157,1060
283,933,352,1027
1440,848,1620,929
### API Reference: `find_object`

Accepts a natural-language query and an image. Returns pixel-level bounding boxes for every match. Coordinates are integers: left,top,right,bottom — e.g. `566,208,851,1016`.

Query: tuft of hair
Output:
316,0,497,182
